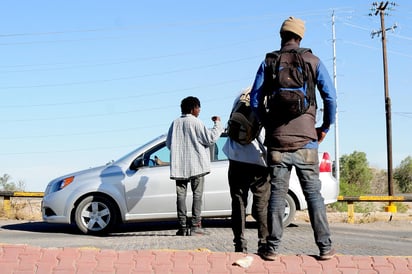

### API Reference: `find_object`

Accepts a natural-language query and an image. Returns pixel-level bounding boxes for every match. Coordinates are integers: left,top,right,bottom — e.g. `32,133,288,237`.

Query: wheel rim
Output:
283,200,291,221
80,201,111,232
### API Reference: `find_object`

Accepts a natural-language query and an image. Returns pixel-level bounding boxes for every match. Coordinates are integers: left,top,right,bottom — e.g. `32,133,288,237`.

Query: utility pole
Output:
331,11,340,184
369,1,397,211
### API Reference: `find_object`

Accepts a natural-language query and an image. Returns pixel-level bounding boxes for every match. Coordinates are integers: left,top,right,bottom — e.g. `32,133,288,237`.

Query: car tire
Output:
283,193,296,227
74,195,117,235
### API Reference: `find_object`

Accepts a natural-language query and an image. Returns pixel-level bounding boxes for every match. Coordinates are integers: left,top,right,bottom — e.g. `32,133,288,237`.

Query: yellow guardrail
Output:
337,195,412,224
12,191,45,197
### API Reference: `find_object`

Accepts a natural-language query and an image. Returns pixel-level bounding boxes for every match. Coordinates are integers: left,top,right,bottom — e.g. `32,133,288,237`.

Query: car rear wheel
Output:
74,195,117,235
283,193,296,227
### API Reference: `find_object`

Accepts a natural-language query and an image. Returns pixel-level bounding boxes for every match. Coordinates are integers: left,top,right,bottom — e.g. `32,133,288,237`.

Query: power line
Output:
0,144,142,156
0,91,234,124
0,123,169,140
0,80,238,109
0,56,258,90
0,37,267,72
0,10,352,38
393,111,412,118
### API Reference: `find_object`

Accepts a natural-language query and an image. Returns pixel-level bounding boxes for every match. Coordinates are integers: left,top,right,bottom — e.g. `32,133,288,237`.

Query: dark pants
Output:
176,176,204,229
228,160,270,250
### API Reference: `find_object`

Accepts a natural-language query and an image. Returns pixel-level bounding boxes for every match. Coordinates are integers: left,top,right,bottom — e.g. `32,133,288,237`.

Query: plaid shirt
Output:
166,114,223,180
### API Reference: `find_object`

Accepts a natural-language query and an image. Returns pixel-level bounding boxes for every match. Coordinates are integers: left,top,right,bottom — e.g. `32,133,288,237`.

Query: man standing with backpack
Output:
223,87,270,254
250,17,337,261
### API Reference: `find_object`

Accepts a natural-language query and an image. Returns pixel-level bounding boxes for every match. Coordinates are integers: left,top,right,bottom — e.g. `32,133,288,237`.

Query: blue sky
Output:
1,0,411,191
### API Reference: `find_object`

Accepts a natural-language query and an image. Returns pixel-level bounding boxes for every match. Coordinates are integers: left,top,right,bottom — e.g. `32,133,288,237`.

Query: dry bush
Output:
0,197,42,221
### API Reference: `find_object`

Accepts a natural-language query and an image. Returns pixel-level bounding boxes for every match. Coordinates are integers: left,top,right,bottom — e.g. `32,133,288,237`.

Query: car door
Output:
123,135,233,221
123,143,179,221
202,135,232,217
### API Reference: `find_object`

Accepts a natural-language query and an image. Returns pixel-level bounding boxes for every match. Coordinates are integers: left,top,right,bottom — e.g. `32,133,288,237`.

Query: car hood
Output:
47,164,108,188
67,165,108,179
45,163,127,195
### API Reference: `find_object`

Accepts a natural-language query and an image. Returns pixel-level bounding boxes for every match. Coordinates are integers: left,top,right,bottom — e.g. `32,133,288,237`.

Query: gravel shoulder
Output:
3,197,412,224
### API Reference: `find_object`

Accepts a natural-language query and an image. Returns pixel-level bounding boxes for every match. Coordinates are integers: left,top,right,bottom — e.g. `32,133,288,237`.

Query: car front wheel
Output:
74,195,117,235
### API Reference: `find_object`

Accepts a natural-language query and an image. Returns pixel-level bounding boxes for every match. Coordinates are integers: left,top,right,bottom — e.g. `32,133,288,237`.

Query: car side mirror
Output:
130,158,144,171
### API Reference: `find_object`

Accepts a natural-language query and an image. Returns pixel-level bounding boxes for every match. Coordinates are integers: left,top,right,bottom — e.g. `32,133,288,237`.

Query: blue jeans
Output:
176,176,204,228
266,148,332,254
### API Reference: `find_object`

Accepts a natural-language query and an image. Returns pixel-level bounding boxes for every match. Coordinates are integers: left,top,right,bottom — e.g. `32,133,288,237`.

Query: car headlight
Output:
50,176,75,193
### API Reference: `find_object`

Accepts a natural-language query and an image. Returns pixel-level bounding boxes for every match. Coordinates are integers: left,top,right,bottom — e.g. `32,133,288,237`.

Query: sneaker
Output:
190,226,209,236
258,250,278,261
319,248,336,260
257,243,267,254
175,228,190,236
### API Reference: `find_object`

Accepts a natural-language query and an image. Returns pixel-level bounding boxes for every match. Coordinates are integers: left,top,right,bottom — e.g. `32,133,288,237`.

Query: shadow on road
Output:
0,218,234,235
0,218,300,236
1,221,80,234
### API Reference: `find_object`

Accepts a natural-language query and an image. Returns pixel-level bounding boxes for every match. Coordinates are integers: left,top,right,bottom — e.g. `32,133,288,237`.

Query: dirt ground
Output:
0,197,42,221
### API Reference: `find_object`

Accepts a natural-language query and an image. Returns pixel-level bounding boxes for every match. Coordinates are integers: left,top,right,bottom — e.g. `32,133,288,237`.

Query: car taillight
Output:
319,152,332,173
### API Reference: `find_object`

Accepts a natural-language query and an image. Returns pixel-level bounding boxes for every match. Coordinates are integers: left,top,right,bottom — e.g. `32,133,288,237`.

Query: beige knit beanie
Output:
280,16,305,39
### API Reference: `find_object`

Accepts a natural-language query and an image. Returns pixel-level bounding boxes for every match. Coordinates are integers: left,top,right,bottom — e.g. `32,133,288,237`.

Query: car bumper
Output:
42,192,72,224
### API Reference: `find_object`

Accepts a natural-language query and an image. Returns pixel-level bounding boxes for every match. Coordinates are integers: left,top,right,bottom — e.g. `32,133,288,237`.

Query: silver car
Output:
42,133,339,235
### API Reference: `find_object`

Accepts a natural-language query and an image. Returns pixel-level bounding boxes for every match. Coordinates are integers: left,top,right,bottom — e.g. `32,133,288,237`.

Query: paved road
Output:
1,218,411,273
0,218,411,256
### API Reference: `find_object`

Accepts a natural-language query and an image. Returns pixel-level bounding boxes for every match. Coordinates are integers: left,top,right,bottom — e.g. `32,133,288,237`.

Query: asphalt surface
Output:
0,217,411,273
0,216,411,256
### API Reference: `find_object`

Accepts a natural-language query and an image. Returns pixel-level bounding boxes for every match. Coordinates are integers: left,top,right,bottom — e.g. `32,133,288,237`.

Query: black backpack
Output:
227,88,261,145
264,48,316,119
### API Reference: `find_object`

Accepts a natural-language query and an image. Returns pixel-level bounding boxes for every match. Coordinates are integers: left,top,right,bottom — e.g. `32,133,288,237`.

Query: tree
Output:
0,174,25,191
339,151,372,195
370,168,387,194
394,156,412,193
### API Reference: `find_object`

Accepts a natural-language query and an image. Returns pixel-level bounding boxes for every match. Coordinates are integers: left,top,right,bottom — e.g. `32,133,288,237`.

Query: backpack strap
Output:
263,47,317,108
296,48,317,108
295,47,312,54
264,48,311,80
263,51,280,97
264,51,280,77
283,48,317,108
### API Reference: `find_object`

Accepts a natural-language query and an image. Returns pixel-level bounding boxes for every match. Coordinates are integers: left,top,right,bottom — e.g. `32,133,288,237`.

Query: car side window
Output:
211,136,228,162
148,144,170,167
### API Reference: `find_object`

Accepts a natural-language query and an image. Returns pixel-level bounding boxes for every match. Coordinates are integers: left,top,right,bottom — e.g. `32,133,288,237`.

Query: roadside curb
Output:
0,244,411,273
